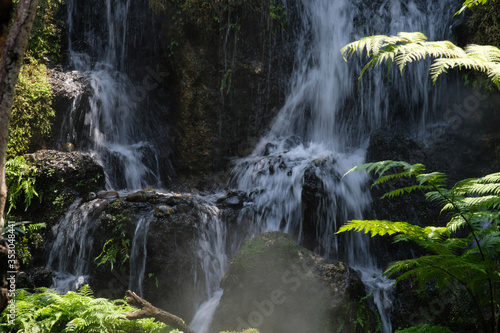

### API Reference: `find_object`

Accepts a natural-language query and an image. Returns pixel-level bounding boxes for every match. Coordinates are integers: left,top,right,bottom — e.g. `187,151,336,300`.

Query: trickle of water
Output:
128,216,153,297
190,204,230,333
46,199,105,292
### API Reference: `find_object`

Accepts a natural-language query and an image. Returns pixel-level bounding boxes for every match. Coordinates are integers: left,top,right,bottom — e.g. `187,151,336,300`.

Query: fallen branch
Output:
124,290,196,333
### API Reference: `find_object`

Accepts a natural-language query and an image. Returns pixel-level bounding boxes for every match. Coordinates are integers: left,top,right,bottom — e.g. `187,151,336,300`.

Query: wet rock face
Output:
22,150,105,224
211,232,367,333
87,190,224,321
49,70,93,150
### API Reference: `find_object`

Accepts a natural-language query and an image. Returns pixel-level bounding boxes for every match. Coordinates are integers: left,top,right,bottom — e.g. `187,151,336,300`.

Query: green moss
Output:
7,0,64,158
27,0,64,63
232,234,266,270
8,57,55,159
232,232,302,271
463,1,500,92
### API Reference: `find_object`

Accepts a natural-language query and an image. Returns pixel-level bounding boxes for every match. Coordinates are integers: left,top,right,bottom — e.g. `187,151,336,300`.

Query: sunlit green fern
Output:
0,285,179,332
337,160,500,332
5,156,39,214
456,0,493,15
341,32,500,89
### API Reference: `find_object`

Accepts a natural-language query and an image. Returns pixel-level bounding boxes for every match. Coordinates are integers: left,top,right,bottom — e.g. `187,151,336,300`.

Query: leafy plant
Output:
2,220,46,266
26,0,64,62
95,238,130,271
337,160,500,332
456,0,494,15
0,285,178,332
96,214,131,270
337,290,381,333
341,31,500,89
5,156,39,214
269,0,288,32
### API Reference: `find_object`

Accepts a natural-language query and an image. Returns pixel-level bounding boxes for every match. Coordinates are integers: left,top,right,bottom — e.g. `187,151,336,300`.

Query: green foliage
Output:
269,0,288,32
0,286,177,332
395,324,456,333
341,32,500,90
5,156,39,214
8,57,55,159
8,0,62,158
456,0,494,15
95,238,130,271
27,0,64,62
96,215,131,270
2,221,46,266
338,160,500,332
353,291,382,333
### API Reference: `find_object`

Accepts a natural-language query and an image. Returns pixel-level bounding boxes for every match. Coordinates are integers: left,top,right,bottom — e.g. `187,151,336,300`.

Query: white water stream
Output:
59,0,166,190
191,0,460,332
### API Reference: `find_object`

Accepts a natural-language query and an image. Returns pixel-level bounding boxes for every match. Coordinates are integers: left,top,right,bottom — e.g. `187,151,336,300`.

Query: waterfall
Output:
48,0,461,331
190,203,232,333
46,199,105,292
59,0,171,190
227,0,461,332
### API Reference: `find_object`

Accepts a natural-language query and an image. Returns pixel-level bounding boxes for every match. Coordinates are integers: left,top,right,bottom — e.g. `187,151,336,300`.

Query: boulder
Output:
211,232,369,333
22,150,105,222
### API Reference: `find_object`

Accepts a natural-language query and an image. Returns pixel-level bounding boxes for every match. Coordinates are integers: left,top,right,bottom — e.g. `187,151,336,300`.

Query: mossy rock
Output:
211,232,368,333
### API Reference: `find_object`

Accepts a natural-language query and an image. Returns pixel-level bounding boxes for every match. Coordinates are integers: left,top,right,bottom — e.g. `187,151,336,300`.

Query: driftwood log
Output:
125,290,196,333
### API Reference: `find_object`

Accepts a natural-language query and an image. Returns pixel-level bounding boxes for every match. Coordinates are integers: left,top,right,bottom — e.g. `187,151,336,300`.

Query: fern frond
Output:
425,190,451,206
430,56,495,84
343,31,500,89
337,220,432,242
77,284,94,298
385,254,491,288
480,172,500,184
394,40,465,74
457,183,500,196
476,230,500,254
465,44,500,62
455,0,490,15
416,172,447,186
341,34,400,60
461,195,500,210
380,185,427,199
344,160,424,179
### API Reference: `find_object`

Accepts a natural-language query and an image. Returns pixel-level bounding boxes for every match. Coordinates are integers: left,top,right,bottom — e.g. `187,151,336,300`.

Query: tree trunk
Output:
125,290,197,333
0,0,38,225
0,0,39,314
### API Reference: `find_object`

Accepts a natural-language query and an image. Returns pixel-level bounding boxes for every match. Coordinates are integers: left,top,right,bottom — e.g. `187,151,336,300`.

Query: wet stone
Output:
97,190,119,199
176,204,192,213
154,205,175,217
126,192,146,202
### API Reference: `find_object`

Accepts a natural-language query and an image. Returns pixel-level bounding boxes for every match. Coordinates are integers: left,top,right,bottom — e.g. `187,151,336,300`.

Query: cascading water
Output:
46,199,106,292
47,0,172,293
190,204,230,333
225,0,461,332
59,0,171,190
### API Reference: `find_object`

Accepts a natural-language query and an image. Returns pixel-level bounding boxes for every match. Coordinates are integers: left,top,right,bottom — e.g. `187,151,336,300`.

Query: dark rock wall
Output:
152,0,295,180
